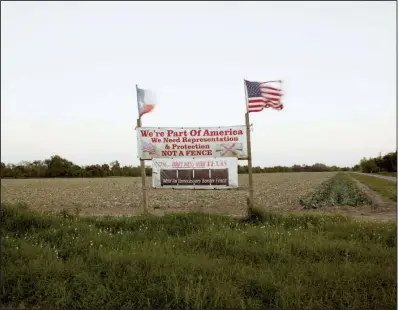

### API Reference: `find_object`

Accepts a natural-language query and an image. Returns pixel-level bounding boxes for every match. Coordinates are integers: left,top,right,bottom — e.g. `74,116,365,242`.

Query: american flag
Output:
142,141,156,154
245,80,284,113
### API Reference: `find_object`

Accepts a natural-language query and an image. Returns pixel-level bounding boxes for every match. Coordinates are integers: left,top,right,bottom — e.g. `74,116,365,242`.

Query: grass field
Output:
349,173,397,203
2,203,396,309
1,172,336,217
376,172,397,177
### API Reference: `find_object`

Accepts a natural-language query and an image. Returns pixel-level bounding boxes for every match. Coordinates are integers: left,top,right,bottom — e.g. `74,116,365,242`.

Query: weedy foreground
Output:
2,203,396,309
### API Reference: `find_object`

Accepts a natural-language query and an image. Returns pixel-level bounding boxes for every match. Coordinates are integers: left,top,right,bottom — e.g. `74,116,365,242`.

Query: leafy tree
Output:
9,151,397,179
360,157,378,173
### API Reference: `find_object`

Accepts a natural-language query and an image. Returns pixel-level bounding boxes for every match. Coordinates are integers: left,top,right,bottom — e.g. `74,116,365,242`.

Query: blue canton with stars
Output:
245,80,262,98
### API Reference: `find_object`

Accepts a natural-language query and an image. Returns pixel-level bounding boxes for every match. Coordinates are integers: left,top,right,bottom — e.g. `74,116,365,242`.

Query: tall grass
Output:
1,203,396,309
350,173,397,202
376,172,397,177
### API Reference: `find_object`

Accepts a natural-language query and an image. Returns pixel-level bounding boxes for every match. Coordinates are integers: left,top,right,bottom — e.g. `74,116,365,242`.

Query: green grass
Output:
1,203,396,309
299,172,371,209
376,172,397,177
350,173,397,202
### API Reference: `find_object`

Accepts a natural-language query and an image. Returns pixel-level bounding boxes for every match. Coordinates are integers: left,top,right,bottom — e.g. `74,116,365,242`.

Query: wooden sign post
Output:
137,117,148,214
245,112,254,210
136,84,148,214
244,79,254,210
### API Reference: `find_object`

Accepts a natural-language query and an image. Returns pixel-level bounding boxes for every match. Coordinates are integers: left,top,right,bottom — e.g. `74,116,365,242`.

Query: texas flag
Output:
136,85,157,117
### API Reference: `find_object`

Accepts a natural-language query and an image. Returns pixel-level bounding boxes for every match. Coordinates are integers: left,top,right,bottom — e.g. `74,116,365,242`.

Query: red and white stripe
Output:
247,81,284,113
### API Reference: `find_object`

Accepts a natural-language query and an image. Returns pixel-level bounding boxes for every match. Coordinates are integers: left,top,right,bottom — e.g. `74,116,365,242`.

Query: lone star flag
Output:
137,86,157,117
244,80,284,113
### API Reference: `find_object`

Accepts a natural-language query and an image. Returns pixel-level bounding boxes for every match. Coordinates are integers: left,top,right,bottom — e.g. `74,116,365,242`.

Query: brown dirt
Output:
1,173,333,217
350,178,387,209
281,174,397,222
298,205,396,222
346,175,396,221
1,172,396,222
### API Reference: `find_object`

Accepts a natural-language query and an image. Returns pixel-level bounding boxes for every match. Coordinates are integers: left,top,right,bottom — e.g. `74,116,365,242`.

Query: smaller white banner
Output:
152,157,238,189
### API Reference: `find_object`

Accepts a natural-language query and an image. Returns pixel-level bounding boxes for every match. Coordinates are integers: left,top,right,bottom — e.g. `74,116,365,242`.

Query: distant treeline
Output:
1,151,395,178
0,155,353,179
238,164,351,174
355,151,397,173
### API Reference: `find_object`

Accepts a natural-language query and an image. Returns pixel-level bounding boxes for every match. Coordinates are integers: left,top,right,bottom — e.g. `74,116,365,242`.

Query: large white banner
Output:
136,126,247,160
152,157,238,189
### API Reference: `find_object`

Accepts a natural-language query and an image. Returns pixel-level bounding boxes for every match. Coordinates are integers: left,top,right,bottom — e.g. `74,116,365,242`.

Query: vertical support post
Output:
137,117,148,214
244,79,254,211
245,112,254,210
136,84,148,214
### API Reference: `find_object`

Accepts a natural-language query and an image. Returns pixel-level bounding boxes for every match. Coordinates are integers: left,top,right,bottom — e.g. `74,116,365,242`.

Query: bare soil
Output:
1,173,333,217
300,205,396,222
1,172,396,221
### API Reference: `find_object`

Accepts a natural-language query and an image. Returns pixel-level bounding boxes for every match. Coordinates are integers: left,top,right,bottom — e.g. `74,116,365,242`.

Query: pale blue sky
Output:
1,1,396,167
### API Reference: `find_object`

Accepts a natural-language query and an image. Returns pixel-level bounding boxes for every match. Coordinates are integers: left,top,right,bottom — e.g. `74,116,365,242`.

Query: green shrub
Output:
299,173,371,208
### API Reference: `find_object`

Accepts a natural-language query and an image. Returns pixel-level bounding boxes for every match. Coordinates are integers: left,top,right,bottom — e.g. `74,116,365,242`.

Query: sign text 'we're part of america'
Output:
136,126,248,160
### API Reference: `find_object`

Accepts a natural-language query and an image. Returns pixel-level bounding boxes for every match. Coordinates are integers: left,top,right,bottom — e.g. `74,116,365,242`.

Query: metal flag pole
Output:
243,79,254,211
136,84,148,214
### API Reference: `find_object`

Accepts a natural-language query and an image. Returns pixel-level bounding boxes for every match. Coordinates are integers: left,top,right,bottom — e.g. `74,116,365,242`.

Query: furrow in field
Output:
1,173,336,216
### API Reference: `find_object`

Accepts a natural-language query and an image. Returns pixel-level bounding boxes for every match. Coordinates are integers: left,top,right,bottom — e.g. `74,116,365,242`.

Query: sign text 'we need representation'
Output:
136,126,248,159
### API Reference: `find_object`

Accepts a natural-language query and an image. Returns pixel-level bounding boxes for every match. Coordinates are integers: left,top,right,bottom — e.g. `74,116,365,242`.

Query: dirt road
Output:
352,172,397,182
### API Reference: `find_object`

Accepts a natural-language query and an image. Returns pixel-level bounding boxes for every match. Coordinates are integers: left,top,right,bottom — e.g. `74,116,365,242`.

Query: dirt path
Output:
351,178,387,208
266,204,396,222
307,206,396,222
346,175,396,221
274,176,397,222
352,172,397,182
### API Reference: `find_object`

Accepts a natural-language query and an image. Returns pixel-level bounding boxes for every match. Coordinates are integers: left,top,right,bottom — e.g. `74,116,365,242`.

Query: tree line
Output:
1,156,150,178
1,151,395,178
0,155,354,179
355,151,397,173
